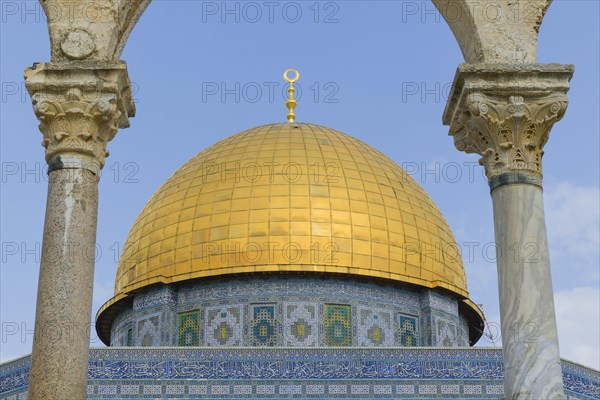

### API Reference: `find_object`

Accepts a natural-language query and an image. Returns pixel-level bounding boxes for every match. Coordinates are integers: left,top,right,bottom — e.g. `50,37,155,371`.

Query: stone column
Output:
24,62,134,399
443,64,574,399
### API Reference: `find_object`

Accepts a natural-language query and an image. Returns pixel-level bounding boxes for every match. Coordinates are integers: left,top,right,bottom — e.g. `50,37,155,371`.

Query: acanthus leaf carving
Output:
31,87,121,167
25,63,135,169
442,64,573,183
450,92,568,180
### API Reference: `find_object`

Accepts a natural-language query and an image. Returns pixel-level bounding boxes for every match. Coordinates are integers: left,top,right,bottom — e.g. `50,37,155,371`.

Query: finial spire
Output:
284,68,299,123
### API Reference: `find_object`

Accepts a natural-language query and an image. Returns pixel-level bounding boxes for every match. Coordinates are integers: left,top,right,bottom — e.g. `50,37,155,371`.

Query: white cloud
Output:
545,182,599,264
544,183,599,369
555,286,600,370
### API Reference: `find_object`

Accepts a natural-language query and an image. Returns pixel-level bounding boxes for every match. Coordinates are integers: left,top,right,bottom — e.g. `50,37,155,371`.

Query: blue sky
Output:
1,1,598,368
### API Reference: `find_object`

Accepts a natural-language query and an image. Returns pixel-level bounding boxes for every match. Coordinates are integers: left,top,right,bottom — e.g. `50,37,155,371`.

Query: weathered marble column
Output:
443,64,574,399
24,62,134,399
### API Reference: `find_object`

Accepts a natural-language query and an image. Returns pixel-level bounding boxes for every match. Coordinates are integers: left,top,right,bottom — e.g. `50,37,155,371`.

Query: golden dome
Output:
103,123,480,316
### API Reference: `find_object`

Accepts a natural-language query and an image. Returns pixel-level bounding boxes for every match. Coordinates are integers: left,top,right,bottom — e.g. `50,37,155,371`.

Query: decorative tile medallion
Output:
137,315,160,347
177,311,200,346
435,316,457,347
398,313,419,347
325,304,352,346
283,302,318,347
205,306,242,346
358,306,393,346
249,304,278,346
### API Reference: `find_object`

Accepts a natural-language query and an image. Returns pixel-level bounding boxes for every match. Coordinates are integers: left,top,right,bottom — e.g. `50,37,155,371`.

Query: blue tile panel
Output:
1,348,598,399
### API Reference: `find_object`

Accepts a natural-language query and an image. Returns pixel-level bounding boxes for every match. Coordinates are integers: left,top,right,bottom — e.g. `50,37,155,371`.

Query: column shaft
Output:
29,165,99,399
442,64,574,399
492,183,564,399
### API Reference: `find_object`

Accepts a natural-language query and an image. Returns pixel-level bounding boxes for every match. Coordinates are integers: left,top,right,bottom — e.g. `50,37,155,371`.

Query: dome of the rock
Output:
96,123,484,347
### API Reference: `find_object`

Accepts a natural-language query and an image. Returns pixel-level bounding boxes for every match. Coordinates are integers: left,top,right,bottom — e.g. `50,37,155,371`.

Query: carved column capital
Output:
25,62,135,172
443,64,574,189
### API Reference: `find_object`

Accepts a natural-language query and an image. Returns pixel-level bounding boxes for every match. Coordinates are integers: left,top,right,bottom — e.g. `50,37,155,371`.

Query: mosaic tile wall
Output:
109,276,471,348
1,348,598,399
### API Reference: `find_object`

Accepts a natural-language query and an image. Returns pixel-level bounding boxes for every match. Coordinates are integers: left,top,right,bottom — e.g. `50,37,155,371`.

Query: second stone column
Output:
24,62,135,400
443,64,574,400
